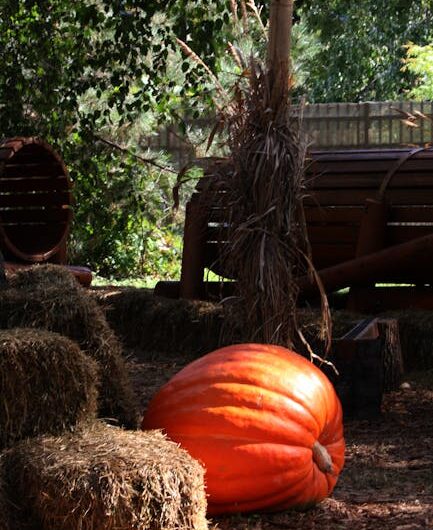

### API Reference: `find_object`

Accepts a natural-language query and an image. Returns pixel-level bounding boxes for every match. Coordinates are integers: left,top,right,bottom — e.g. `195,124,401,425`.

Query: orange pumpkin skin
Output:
142,343,345,515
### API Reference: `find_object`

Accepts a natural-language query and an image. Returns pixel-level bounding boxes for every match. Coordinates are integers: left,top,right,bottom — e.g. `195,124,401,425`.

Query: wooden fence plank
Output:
149,101,433,168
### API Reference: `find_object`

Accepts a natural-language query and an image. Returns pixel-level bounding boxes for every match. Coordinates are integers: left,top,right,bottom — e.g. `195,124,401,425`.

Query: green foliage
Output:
0,0,227,279
300,0,433,102
2,0,433,280
403,43,433,100
63,135,191,280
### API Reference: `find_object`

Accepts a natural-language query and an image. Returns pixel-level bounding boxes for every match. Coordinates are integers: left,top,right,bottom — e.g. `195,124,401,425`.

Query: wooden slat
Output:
307,225,359,244
310,243,356,269
0,207,71,224
338,286,433,312
308,148,433,161
305,189,433,206
389,206,433,223
10,152,56,164
0,191,71,207
204,224,361,246
386,225,433,245
1,176,69,192
208,207,231,223
307,172,433,190
307,158,433,174
3,163,66,179
304,206,364,224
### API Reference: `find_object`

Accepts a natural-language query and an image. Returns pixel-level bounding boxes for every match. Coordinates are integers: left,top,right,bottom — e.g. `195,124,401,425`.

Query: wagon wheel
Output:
348,146,431,311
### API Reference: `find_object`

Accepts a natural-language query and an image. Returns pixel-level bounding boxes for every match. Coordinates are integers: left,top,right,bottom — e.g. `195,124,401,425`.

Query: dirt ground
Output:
97,287,433,530
128,356,433,530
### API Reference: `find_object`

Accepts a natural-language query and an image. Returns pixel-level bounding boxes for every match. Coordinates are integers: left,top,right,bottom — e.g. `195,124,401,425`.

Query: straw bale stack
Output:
8,264,78,290
0,328,98,450
4,423,208,530
98,287,225,358
0,453,35,530
0,265,139,428
0,456,11,530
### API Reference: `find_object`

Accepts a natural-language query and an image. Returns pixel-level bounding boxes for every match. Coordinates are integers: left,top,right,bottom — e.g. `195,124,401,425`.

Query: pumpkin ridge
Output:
146,377,324,436
205,464,312,505
146,387,321,441
150,405,317,447
208,463,316,515
169,431,313,448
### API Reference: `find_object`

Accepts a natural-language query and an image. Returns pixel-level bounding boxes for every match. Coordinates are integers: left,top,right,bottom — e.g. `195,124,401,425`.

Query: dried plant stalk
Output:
214,60,313,348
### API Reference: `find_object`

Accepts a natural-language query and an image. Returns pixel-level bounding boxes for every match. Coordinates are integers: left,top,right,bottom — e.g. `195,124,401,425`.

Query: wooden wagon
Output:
156,147,433,312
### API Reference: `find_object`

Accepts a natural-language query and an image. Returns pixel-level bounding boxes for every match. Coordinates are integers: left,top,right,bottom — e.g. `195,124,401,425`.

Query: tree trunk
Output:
267,0,294,113
377,319,404,392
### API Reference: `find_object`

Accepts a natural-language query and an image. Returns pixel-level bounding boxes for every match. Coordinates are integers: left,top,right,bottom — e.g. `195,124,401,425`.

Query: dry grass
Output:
0,328,98,450
0,265,140,428
0,456,12,530
3,422,208,530
132,353,433,530
197,59,330,352
0,453,36,530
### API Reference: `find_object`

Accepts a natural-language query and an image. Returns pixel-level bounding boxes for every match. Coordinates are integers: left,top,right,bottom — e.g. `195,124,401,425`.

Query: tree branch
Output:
93,134,177,174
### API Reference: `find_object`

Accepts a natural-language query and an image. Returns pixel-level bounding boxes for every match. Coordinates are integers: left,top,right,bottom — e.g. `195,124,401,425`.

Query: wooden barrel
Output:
0,137,73,263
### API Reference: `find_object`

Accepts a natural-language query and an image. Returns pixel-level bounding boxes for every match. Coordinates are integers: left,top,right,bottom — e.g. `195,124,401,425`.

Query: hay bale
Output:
0,265,140,428
97,287,225,358
8,263,78,290
0,453,36,530
4,423,208,530
0,456,11,530
96,288,366,361
0,328,98,450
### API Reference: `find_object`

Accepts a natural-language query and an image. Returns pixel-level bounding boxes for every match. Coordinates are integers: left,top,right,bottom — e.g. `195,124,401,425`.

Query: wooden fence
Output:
302,101,433,150
145,101,433,168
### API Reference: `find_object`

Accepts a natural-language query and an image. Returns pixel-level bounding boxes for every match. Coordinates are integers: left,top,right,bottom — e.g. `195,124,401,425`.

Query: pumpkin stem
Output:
312,441,333,474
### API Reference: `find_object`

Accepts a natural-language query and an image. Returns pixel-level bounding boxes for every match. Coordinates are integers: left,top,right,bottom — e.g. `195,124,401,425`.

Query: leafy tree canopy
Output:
299,0,433,102
0,0,237,139
2,0,433,279
403,42,433,100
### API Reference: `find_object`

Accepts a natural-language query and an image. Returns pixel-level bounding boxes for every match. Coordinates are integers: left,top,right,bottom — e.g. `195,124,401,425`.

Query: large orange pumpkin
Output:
142,343,345,515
